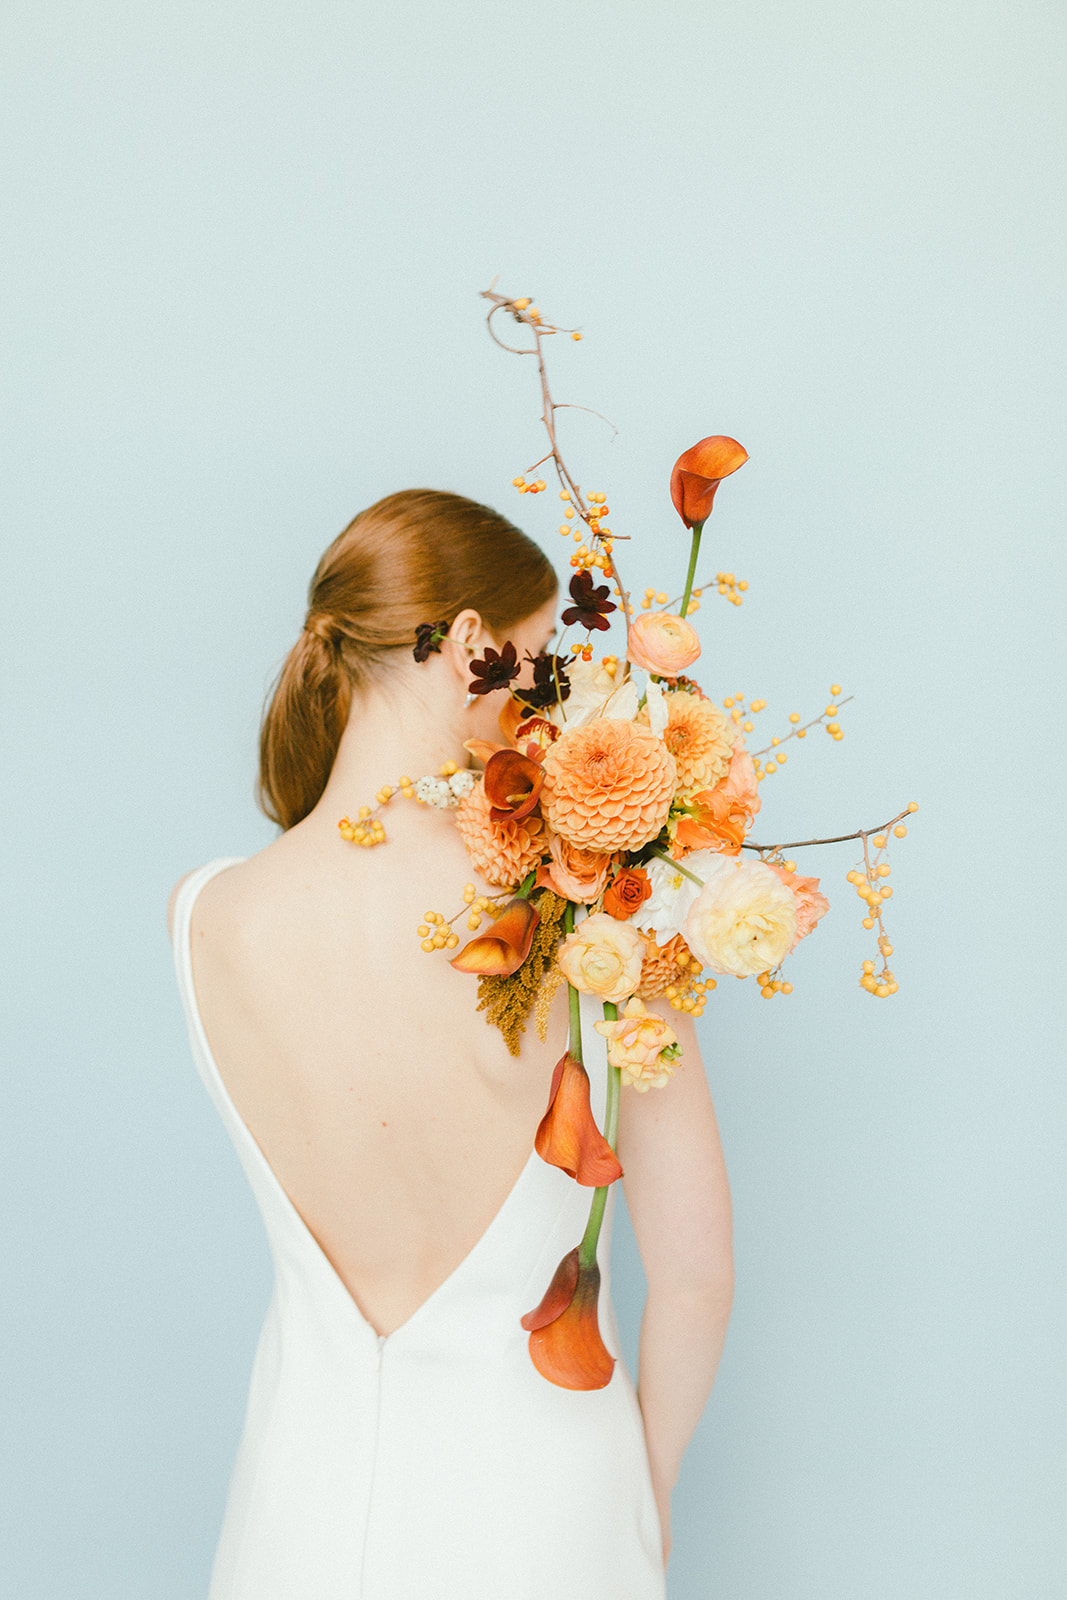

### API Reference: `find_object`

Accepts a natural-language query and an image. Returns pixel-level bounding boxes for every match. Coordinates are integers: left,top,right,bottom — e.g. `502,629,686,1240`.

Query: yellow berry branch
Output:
751,690,853,760
480,284,633,641
743,801,917,855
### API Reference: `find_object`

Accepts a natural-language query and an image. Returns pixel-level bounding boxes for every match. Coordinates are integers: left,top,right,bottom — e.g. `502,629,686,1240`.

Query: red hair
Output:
257,489,556,830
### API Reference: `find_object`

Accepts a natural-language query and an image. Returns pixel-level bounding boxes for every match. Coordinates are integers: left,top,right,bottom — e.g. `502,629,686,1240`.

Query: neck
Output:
307,678,470,838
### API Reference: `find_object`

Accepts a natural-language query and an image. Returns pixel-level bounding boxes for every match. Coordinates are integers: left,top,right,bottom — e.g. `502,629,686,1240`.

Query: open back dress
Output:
173,856,666,1599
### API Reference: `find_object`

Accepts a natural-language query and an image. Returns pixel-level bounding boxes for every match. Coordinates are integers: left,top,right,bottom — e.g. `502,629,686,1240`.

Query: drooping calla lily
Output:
449,895,539,976
482,748,545,825
670,436,748,529
521,1247,615,1391
535,1052,624,1186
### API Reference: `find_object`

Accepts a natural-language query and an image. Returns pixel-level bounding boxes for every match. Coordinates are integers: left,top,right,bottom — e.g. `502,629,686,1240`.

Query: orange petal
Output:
463,737,503,765
670,435,748,528
498,695,527,747
483,748,545,824
526,1256,615,1391
535,1052,624,1186
449,895,539,976
520,1246,580,1331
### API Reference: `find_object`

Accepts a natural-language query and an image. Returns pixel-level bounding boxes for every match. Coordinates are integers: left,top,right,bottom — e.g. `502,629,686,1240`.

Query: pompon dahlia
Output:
635,932,694,999
540,718,676,853
453,778,546,888
641,689,734,793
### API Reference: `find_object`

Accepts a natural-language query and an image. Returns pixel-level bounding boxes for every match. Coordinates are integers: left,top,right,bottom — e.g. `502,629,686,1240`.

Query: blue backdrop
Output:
3,2,1063,1594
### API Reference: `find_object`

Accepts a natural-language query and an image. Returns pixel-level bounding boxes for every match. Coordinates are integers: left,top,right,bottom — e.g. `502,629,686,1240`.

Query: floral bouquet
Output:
339,288,918,1390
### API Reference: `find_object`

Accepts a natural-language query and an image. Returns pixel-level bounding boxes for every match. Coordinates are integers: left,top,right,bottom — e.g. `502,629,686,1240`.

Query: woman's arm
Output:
615,1006,735,1563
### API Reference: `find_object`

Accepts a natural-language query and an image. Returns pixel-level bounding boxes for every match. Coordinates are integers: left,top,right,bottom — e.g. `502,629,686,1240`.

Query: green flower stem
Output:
564,901,582,1061
516,869,538,900
679,519,705,621
648,847,705,887
578,1000,621,1270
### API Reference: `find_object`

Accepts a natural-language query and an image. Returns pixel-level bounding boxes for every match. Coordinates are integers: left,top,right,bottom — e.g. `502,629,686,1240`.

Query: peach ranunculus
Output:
626,611,701,677
536,831,614,905
601,866,653,921
453,778,546,888
557,912,645,1004
684,855,798,978
541,718,677,853
594,998,682,1092
641,688,734,792
670,436,749,529
764,863,830,952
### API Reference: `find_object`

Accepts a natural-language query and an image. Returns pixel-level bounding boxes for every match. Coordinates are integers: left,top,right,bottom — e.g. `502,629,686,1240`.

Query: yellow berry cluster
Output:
756,967,794,999
338,761,462,848
752,684,845,781
416,911,460,953
462,883,507,932
641,587,675,610
513,475,548,494
714,571,748,606
663,948,716,1016
847,802,917,996
417,884,509,954
559,490,613,575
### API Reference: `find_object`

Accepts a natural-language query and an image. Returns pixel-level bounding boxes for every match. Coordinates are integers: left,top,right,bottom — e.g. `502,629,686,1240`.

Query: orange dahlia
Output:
540,718,676,853
636,932,694,998
453,779,546,888
648,690,734,793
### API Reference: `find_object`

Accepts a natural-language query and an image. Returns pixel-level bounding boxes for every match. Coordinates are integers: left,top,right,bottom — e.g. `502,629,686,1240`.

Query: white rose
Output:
685,855,798,977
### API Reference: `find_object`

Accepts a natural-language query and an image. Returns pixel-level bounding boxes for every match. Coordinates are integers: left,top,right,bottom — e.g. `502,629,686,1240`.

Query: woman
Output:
168,489,734,1599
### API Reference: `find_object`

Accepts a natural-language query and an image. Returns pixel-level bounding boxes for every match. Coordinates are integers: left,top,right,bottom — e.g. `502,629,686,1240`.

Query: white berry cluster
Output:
414,770,478,808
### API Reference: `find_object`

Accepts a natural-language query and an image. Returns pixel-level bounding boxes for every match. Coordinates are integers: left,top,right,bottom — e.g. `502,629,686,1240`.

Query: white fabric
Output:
173,858,666,1600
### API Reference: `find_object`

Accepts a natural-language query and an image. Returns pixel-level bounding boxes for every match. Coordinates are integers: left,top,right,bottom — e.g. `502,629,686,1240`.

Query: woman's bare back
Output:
181,815,568,1337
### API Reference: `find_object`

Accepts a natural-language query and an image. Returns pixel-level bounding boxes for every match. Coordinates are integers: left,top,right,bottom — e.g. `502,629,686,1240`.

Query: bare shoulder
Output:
616,1005,734,1295
165,852,265,945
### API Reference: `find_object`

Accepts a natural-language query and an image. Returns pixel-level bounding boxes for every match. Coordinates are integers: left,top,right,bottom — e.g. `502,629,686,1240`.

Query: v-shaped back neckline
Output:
174,856,545,1347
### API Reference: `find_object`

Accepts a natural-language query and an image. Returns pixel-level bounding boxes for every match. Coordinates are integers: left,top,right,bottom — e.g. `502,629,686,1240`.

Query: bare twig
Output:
481,287,632,639
741,806,913,854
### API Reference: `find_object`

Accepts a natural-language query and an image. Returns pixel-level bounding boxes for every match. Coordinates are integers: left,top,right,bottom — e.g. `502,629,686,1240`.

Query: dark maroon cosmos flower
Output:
560,570,616,632
413,619,451,663
468,640,522,695
518,651,573,711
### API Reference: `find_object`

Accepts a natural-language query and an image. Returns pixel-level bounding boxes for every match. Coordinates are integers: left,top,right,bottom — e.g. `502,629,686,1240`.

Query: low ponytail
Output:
256,489,556,831
256,625,353,832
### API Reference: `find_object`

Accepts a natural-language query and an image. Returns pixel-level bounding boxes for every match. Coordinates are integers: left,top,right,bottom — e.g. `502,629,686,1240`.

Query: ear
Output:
446,609,492,684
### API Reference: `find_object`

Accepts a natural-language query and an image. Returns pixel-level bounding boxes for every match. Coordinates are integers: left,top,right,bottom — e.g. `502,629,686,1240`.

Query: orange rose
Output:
670,436,748,529
602,867,653,921
626,611,701,677
536,832,614,905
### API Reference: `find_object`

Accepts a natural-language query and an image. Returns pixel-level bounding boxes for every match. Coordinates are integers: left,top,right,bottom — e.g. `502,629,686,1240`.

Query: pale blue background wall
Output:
2,2,1063,1595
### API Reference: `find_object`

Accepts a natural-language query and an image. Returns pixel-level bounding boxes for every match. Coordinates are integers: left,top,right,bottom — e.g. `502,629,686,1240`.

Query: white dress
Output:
173,857,666,1600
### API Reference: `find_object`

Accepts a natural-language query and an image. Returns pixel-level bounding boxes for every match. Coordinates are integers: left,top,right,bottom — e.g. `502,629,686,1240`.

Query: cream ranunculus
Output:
593,998,682,1092
557,912,645,1004
684,855,798,977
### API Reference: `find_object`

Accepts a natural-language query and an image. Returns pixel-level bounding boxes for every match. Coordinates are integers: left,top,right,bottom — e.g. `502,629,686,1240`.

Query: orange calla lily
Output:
670,436,748,529
535,1052,624,1186
449,896,539,976
521,1247,615,1391
483,748,545,825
